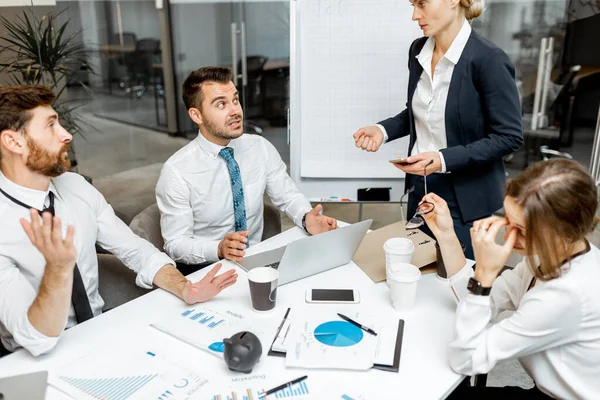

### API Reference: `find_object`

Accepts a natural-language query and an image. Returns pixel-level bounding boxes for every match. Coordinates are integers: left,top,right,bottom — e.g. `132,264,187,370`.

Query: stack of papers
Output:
278,309,399,371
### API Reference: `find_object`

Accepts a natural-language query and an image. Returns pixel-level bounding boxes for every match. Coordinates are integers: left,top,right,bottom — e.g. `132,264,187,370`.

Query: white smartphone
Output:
305,288,360,304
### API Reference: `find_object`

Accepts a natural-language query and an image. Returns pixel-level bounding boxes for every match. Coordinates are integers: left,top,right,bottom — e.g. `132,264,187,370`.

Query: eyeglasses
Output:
400,160,435,230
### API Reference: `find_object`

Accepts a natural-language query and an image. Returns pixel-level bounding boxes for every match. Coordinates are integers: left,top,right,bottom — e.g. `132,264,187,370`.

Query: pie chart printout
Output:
314,321,364,347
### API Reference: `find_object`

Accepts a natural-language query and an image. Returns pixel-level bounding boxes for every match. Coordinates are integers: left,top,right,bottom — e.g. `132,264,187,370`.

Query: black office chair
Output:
238,56,268,110
237,56,268,133
522,65,579,168
127,38,161,98
539,145,573,161
110,32,137,92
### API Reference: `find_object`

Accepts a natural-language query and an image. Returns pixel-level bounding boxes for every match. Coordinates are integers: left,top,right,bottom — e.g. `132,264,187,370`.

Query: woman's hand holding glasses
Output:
420,192,467,279
420,193,455,239
405,159,436,230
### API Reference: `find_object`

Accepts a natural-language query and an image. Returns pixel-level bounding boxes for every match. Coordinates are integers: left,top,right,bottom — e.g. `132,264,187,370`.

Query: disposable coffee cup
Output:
388,263,421,312
384,238,415,285
247,267,279,312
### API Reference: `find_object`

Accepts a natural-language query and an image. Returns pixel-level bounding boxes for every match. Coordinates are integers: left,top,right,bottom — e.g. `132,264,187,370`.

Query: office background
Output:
2,0,597,171
1,0,600,389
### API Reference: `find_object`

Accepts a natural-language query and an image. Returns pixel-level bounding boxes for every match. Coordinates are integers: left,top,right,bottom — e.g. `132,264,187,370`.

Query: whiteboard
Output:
290,0,422,199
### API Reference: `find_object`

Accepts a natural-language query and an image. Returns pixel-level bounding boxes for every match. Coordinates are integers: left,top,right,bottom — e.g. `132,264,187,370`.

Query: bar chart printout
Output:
210,380,310,400
181,308,225,329
150,306,254,359
49,347,207,400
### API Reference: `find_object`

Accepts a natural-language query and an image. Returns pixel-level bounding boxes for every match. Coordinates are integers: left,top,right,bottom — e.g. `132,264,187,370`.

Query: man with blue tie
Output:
156,67,338,274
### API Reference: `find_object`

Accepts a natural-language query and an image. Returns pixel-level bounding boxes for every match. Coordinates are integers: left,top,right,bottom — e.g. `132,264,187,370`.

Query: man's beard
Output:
203,113,244,141
25,136,71,177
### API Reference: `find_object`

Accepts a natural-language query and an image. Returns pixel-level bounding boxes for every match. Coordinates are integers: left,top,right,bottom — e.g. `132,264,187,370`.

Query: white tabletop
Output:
0,226,469,400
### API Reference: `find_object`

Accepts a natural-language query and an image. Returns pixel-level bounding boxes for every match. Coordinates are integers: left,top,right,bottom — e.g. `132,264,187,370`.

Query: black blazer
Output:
379,32,523,222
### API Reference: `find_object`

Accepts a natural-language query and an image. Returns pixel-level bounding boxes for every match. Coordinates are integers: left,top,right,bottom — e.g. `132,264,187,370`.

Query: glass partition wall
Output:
472,0,600,174
49,0,598,174
169,0,291,162
56,0,170,131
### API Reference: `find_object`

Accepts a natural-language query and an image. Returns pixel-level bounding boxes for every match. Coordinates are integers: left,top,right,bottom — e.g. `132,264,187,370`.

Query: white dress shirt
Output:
156,132,312,265
378,20,472,173
0,171,174,356
448,244,600,399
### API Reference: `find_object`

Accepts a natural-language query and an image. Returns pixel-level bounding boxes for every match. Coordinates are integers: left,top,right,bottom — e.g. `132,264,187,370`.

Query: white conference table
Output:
0,226,472,399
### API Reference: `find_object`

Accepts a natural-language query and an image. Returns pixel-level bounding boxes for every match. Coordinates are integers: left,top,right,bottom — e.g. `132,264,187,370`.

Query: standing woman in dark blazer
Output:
353,0,523,258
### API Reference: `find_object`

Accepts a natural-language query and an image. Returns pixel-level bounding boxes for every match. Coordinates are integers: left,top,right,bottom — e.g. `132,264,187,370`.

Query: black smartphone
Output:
305,289,360,303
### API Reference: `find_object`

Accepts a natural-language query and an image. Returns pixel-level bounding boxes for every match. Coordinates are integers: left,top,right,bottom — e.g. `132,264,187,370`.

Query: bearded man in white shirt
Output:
0,85,238,357
156,67,337,273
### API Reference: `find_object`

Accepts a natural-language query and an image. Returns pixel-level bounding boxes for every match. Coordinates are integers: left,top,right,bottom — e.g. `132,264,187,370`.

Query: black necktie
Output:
0,187,94,323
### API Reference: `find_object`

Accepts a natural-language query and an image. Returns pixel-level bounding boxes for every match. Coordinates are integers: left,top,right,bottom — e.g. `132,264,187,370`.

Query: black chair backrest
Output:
112,32,137,47
131,39,161,81
238,56,268,79
561,13,600,67
136,38,160,53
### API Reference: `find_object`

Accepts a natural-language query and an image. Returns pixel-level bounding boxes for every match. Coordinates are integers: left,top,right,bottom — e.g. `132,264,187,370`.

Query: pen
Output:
337,313,378,336
260,375,308,397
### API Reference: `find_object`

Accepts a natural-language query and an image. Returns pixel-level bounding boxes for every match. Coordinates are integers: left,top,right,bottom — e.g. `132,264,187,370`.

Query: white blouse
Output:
379,20,472,173
448,244,600,399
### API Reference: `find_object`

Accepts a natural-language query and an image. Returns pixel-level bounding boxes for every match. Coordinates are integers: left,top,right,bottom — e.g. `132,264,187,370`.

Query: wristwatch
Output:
301,213,311,235
467,277,492,296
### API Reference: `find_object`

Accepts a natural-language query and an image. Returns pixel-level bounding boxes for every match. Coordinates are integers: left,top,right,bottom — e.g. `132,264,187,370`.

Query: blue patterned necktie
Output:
219,147,248,234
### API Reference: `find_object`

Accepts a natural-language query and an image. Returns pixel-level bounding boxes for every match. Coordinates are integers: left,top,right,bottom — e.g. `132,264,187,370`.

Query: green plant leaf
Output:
0,6,95,139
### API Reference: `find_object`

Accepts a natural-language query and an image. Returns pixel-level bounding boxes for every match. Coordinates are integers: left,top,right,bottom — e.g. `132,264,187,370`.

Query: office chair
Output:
127,38,161,98
539,145,573,161
98,254,151,311
238,56,268,134
128,202,282,251
522,14,600,168
110,32,137,92
522,65,578,168
240,56,268,109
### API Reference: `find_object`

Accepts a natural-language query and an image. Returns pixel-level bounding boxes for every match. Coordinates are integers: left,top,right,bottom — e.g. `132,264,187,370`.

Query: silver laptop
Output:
238,219,372,285
0,371,47,400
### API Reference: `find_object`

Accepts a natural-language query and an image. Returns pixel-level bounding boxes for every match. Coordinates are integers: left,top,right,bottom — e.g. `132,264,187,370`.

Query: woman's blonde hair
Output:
505,159,598,281
459,0,485,21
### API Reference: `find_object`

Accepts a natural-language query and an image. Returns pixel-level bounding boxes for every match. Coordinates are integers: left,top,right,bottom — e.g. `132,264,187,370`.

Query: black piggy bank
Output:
223,331,263,373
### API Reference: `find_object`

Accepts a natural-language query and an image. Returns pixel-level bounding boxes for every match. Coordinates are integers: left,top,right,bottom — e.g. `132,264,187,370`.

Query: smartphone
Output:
389,157,415,166
305,289,360,304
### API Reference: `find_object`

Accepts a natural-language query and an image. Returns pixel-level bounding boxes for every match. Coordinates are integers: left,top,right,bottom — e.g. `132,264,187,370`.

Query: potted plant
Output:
0,3,93,172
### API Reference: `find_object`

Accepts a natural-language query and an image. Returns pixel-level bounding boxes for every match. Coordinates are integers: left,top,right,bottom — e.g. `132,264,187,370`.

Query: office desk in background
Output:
308,198,403,221
96,44,137,54
0,225,468,399
263,57,290,71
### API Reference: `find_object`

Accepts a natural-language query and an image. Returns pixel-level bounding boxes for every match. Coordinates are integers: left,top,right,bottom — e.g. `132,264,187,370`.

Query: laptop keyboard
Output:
264,261,281,270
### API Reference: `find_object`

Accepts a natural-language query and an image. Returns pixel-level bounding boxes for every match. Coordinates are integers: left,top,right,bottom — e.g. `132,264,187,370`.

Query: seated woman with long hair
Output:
422,159,600,399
